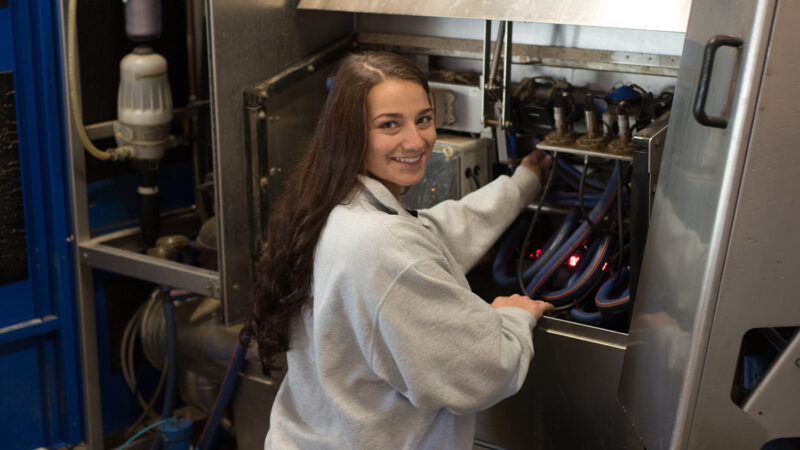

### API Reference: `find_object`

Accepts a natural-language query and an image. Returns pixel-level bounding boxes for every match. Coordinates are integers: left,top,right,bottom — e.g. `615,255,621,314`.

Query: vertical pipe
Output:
139,164,160,248
488,21,506,88
501,21,512,128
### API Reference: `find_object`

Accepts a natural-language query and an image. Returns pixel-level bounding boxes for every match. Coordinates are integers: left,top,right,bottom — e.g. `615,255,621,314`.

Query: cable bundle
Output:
493,156,632,328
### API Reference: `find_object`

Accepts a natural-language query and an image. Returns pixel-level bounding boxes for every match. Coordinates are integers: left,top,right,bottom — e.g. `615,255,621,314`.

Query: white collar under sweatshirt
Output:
265,167,542,449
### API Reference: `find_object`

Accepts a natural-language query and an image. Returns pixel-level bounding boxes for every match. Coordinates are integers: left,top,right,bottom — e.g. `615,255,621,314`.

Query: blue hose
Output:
569,307,603,324
595,267,630,314
541,233,615,306
507,133,519,159
526,164,620,298
492,209,580,289
151,287,178,450
196,331,252,450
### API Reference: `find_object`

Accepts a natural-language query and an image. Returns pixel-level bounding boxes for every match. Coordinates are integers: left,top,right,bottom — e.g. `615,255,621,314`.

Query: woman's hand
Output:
491,294,555,320
519,149,553,181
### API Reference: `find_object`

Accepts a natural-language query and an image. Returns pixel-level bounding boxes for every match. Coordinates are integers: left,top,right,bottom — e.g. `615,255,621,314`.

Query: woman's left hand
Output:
519,149,553,181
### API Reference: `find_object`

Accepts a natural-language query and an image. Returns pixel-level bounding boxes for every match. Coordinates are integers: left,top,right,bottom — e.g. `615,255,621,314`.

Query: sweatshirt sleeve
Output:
416,167,542,273
367,256,537,415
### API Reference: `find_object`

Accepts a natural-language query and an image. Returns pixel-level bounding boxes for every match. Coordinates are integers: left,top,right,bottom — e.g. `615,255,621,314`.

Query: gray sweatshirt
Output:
265,167,542,449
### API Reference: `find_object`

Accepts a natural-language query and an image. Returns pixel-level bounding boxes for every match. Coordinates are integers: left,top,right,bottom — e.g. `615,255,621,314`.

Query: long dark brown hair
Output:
246,52,431,368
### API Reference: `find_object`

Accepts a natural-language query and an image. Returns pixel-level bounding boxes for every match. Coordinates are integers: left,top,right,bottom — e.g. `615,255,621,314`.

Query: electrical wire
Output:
124,358,169,439
579,155,614,234
516,153,559,295
121,296,163,425
117,417,176,450
557,158,606,191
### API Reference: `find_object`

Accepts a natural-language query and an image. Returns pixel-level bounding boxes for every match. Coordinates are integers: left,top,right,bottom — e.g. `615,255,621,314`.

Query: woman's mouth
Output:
391,155,423,164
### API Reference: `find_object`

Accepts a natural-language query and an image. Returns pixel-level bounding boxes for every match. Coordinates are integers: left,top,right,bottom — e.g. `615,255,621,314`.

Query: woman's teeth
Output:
393,155,421,163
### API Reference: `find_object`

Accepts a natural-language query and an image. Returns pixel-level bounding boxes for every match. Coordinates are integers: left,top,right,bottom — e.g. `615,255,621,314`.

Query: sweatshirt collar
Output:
357,175,417,218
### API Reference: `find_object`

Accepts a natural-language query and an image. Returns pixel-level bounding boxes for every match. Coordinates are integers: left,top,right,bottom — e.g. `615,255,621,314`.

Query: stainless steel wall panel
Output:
299,0,691,33
206,0,352,324
618,0,777,448
476,318,643,450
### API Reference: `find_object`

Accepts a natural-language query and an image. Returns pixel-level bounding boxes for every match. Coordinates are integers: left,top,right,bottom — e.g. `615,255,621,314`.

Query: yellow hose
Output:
67,0,128,161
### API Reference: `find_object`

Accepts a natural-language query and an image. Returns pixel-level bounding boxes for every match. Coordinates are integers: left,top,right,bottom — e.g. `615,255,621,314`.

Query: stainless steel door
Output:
618,0,792,448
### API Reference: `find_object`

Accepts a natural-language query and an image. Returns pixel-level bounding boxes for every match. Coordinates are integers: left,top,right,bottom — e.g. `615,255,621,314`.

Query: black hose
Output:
579,155,613,235
139,164,160,248
516,153,558,295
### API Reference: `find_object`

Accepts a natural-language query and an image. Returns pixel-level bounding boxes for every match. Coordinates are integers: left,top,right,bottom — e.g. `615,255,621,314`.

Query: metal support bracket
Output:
79,228,221,297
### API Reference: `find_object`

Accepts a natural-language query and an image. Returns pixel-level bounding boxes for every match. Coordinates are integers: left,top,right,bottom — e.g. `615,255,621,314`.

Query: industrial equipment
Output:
402,134,492,209
34,0,799,449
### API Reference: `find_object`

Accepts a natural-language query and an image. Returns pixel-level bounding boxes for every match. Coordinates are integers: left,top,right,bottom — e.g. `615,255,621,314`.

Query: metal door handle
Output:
693,35,743,129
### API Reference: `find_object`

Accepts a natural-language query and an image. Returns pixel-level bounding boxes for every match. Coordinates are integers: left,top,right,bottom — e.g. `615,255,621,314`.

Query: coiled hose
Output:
540,233,615,307
492,208,579,289
526,164,620,298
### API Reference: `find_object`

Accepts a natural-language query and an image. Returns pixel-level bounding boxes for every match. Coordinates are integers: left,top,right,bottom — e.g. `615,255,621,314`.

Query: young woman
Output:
248,51,554,449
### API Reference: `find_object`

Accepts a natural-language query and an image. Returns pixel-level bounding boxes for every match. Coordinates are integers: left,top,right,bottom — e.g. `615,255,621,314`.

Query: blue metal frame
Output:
0,0,83,448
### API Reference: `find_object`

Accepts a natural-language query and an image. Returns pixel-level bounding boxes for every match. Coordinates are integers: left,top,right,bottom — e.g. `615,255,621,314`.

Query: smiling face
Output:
363,79,437,197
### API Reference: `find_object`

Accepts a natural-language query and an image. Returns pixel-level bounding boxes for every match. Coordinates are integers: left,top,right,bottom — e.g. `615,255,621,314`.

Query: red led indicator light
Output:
568,255,580,267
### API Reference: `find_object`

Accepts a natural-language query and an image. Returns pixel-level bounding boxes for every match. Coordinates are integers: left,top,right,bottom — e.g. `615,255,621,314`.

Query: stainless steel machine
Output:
61,0,799,448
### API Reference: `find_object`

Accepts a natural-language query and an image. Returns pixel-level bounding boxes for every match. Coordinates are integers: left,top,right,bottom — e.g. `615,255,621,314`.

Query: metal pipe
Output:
487,21,506,89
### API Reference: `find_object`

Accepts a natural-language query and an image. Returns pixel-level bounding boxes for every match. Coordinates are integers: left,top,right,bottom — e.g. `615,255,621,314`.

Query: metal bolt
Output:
795,358,800,368
306,64,315,73
232,284,240,292
258,111,266,120
259,90,268,100
82,252,89,259
260,176,269,189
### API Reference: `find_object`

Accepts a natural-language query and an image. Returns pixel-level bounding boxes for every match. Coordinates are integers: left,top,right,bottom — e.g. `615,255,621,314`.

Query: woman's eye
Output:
417,115,433,125
379,121,398,129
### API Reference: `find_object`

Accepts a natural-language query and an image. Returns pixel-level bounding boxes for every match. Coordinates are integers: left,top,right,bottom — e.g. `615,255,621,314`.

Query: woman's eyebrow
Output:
371,112,402,121
371,107,433,122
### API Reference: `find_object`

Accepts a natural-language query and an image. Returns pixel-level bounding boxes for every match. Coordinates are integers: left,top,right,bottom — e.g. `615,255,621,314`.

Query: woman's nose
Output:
401,125,426,150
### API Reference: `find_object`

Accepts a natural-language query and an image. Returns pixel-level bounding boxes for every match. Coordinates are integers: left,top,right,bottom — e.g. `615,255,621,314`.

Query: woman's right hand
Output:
491,294,555,320
518,148,553,181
